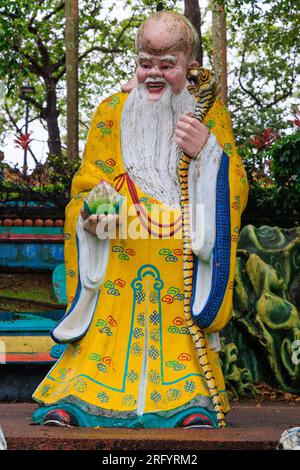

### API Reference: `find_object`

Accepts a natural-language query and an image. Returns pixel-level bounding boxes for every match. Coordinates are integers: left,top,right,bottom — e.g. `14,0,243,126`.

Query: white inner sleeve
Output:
188,133,222,260
52,216,110,342
188,133,223,350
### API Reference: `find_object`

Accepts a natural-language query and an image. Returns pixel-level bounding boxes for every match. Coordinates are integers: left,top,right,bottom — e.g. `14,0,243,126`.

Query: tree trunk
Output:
65,0,79,162
41,79,62,156
184,0,203,66
211,1,228,105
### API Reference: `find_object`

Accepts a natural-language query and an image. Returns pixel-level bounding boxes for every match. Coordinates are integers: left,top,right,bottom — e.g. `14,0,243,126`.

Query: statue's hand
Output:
80,207,119,237
175,114,210,158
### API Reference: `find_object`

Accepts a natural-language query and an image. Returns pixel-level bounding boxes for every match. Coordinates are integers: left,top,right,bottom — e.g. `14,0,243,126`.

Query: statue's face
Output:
136,51,189,101
136,22,195,101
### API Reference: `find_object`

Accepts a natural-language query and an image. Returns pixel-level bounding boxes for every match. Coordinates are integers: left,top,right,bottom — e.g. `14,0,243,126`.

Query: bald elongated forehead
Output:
136,11,198,58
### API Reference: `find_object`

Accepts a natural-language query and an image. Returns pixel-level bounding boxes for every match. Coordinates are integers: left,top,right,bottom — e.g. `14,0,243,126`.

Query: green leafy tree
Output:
0,0,177,159
225,0,299,144
239,126,300,228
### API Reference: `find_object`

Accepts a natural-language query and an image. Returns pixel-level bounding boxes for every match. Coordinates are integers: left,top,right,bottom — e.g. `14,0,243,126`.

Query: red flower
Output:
249,136,264,150
250,128,279,150
14,132,33,150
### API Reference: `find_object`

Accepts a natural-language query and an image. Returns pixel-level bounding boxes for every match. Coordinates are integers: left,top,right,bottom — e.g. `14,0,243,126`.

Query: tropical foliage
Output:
241,128,300,228
0,0,299,227
226,0,299,144
0,0,177,157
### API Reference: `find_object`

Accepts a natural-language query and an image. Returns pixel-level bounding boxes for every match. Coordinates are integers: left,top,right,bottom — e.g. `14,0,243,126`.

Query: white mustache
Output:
145,77,167,84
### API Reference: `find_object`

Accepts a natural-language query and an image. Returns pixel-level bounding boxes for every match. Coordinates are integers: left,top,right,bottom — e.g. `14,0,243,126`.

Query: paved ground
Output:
1,401,300,450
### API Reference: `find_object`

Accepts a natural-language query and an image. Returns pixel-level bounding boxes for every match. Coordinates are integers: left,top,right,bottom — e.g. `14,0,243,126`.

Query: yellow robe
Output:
32,92,248,427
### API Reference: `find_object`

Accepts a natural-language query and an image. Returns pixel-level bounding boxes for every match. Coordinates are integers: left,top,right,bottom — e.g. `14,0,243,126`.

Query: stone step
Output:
1,401,300,450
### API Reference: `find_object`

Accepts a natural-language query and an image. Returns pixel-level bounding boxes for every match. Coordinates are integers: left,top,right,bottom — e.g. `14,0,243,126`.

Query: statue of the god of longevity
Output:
32,10,248,429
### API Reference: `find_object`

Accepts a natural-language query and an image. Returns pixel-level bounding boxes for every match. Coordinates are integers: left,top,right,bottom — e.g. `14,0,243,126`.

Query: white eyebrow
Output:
137,53,151,61
159,55,177,63
137,54,177,64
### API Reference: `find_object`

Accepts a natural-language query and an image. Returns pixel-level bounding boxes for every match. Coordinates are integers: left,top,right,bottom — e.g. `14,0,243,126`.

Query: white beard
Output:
120,83,196,207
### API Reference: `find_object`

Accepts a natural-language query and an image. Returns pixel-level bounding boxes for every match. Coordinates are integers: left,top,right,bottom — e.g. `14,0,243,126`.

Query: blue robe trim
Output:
191,151,231,328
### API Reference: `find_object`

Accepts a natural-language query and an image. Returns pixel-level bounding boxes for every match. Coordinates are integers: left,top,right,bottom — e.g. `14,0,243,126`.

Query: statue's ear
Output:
187,59,200,74
187,60,200,85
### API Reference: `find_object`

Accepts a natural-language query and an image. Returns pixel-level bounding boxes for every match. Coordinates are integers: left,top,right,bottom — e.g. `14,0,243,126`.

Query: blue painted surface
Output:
0,226,64,269
0,224,67,364
1,200,56,208
0,243,64,269
0,311,67,364
0,311,65,335
0,227,63,235
0,311,64,321
50,344,67,359
52,264,67,304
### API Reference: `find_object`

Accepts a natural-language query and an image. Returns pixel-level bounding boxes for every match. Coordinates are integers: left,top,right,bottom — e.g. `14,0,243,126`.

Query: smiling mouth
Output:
147,82,165,92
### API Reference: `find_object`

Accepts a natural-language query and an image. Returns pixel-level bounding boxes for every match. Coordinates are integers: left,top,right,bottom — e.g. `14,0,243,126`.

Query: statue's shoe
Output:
181,413,214,428
43,409,78,427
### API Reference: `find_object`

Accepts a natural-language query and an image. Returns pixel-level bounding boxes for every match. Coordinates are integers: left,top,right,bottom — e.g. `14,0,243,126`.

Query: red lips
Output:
146,82,165,93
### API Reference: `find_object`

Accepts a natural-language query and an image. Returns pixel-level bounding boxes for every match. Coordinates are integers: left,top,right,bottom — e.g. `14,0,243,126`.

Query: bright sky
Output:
3,121,49,172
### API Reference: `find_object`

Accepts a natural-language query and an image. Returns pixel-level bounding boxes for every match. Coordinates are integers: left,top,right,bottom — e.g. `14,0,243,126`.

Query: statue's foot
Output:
43,408,78,427
181,413,214,428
